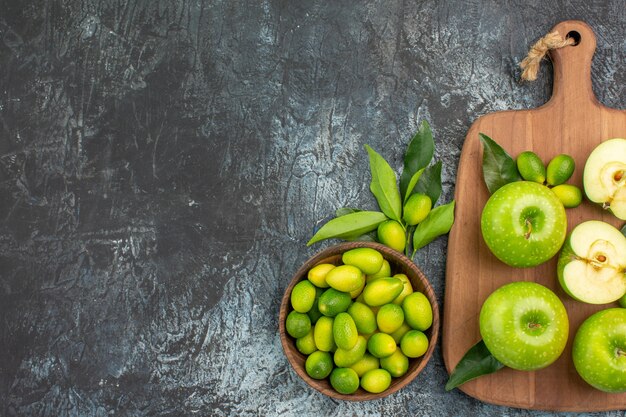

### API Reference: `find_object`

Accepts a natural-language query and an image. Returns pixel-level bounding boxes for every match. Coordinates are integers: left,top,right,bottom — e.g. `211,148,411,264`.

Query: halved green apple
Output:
557,220,626,304
583,138,626,220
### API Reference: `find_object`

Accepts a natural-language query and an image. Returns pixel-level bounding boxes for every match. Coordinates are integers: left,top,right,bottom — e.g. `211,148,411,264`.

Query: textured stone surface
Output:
0,0,624,416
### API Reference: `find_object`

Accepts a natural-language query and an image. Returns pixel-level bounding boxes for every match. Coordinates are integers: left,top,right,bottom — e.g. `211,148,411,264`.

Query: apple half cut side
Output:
557,220,626,304
583,138,626,220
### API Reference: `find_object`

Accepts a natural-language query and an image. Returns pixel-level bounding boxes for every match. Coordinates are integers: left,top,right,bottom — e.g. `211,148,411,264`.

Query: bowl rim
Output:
279,241,440,401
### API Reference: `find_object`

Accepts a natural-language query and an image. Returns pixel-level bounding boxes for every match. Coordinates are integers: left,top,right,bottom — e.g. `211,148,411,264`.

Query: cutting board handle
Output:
548,20,598,107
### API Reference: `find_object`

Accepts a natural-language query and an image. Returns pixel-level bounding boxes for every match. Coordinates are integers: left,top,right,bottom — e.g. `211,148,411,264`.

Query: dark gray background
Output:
1,0,625,416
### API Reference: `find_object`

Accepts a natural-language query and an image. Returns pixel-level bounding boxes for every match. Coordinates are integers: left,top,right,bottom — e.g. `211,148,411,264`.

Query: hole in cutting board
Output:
566,31,581,46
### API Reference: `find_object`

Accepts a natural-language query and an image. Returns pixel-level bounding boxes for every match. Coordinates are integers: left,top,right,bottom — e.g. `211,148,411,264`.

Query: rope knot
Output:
520,31,575,82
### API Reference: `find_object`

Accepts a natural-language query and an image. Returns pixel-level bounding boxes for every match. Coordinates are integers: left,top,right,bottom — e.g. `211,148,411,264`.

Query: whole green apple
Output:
481,181,567,267
479,282,569,371
573,308,626,392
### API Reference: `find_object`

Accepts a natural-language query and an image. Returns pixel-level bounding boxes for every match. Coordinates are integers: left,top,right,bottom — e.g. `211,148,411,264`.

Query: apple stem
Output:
528,323,542,329
524,219,533,240
616,348,626,358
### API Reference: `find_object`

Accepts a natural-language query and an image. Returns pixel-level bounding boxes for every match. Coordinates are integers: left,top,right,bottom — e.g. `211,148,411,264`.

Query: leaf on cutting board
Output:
412,160,443,205
365,145,403,222
412,200,455,252
399,121,435,199
621,224,626,237
445,339,505,391
480,133,520,194
307,211,388,246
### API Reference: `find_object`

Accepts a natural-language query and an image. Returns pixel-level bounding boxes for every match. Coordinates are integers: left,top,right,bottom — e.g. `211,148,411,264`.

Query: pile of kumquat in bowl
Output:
279,241,440,401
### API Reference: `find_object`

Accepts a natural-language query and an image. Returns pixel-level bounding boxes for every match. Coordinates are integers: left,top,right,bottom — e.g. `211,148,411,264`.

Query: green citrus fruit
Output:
325,265,365,293
307,263,334,288
400,329,429,358
333,312,358,350
286,311,311,338
517,151,546,183
296,327,317,355
349,277,366,299
402,292,433,331
291,280,317,313
305,351,333,380
360,368,391,393
334,335,367,367
551,184,582,208
367,332,397,358
342,247,384,275
380,349,409,378
314,316,336,352
307,287,324,324
366,259,391,282
547,154,575,186
347,301,377,334
376,303,405,333
318,288,352,317
330,367,360,394
363,277,404,307
403,193,432,225
391,273,414,305
390,322,412,344
350,353,380,377
377,220,406,253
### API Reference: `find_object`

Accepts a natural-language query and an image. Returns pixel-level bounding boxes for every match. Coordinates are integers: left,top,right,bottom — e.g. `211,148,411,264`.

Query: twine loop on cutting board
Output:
520,31,576,81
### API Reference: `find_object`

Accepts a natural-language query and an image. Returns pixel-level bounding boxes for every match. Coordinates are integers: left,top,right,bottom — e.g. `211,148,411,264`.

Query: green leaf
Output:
412,161,442,205
344,231,378,242
335,207,362,217
445,339,505,391
307,211,388,246
621,224,626,237
480,133,520,194
400,121,435,199
412,200,455,252
403,169,425,203
365,145,402,222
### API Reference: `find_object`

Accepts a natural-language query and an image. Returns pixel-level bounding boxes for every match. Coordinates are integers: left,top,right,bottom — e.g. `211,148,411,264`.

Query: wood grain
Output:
443,20,626,411
279,241,440,401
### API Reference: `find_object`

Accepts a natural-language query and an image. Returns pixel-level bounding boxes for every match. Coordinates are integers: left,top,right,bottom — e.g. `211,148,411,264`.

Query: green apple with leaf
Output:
479,134,568,267
445,281,569,390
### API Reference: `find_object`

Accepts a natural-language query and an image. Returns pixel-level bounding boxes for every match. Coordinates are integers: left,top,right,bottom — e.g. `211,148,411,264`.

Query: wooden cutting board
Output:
443,20,626,411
